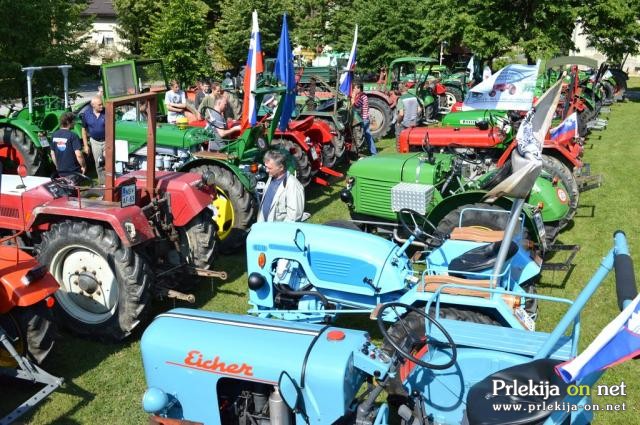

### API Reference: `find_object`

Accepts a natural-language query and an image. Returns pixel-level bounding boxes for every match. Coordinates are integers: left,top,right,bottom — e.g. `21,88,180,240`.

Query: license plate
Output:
310,147,318,161
533,211,546,248
120,183,136,207
515,306,536,331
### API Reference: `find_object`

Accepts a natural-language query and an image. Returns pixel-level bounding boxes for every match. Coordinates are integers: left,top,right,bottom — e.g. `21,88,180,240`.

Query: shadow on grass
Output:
539,263,575,290
574,204,596,219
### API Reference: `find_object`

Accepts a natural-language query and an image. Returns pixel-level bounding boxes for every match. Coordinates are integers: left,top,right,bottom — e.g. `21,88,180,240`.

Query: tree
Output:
113,0,166,56
0,0,91,101
212,0,296,69
142,0,212,86
579,0,640,67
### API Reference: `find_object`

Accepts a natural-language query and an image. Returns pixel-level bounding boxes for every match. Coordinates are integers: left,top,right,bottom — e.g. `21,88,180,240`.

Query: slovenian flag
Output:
556,293,640,383
339,25,358,96
550,112,578,144
242,10,264,128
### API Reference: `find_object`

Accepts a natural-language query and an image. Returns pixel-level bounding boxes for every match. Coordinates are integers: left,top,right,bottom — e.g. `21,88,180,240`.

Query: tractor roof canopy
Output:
545,56,599,70
102,59,168,99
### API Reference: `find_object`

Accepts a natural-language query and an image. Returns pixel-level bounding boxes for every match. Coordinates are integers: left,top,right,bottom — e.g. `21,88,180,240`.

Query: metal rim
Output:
212,188,234,241
443,92,458,112
368,107,384,134
50,244,118,325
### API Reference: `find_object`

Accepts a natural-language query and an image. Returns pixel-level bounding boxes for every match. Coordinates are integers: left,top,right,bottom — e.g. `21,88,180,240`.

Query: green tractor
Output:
0,65,80,175
363,57,459,138
99,59,289,253
339,150,572,251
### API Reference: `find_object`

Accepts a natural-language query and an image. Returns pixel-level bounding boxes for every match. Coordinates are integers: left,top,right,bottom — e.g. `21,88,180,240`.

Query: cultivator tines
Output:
541,243,580,271
0,326,63,425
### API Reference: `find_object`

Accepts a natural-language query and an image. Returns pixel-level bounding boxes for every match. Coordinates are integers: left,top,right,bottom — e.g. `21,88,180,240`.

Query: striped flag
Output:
242,11,264,128
339,25,358,96
556,293,640,383
549,112,578,144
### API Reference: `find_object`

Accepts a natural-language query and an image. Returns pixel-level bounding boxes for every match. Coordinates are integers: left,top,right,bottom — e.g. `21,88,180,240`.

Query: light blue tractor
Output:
140,231,638,425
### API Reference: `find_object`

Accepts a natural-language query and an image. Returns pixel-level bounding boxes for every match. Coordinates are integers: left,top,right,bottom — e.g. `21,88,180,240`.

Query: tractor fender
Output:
577,94,595,110
179,158,254,191
28,200,156,247
0,246,58,313
274,130,311,153
0,119,45,148
366,90,397,109
426,191,540,244
541,145,582,169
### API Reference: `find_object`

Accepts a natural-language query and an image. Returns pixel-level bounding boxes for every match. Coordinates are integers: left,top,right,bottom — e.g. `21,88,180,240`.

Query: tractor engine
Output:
116,145,194,173
141,309,392,425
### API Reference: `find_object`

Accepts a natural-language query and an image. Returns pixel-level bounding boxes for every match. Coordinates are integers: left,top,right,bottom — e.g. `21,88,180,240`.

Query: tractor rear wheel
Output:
37,220,153,341
541,155,578,225
318,118,346,160
178,208,217,270
381,306,498,401
367,97,392,139
190,164,257,254
0,125,45,175
0,302,55,365
321,141,337,169
274,138,313,187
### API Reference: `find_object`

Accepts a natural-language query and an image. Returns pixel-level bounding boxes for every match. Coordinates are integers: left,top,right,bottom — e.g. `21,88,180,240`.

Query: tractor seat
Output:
450,227,504,243
449,241,518,275
466,359,568,425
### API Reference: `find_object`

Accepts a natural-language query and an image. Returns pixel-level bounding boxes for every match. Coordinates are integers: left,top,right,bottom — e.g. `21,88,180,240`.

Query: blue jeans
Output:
363,119,377,155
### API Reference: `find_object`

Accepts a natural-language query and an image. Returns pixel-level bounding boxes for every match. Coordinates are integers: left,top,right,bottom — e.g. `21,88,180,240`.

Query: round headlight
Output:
257,137,267,150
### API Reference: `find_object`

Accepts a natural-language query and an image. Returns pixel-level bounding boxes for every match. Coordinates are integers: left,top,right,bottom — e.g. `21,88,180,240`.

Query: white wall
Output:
572,22,640,76
86,18,128,65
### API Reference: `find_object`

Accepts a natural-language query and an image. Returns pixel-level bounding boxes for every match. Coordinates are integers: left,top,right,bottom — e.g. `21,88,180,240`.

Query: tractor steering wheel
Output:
398,208,438,243
55,171,93,188
377,302,457,370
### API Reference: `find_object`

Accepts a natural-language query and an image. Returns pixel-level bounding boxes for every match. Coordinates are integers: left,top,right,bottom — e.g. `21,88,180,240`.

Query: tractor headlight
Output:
340,188,353,205
143,387,170,414
248,272,267,291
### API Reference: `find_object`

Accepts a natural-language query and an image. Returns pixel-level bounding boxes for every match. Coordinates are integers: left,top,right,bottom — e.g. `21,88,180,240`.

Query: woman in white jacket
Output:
257,150,305,222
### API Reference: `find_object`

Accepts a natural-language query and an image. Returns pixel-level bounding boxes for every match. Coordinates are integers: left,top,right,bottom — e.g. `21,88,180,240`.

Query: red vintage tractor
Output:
0,212,62,423
0,92,221,341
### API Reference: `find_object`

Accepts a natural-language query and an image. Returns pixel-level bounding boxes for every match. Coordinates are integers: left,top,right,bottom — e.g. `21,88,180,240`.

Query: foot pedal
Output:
542,244,580,271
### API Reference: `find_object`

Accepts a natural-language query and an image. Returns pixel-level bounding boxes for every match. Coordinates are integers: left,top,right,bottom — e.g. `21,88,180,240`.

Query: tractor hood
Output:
398,126,507,153
348,152,452,185
115,120,210,153
441,110,509,127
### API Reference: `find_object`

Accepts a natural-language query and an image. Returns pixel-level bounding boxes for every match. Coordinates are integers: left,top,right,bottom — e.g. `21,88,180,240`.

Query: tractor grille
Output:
355,179,395,220
0,207,19,218
312,259,351,280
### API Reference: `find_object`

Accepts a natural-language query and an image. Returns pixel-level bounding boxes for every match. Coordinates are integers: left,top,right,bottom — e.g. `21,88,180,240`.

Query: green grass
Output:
2,95,640,424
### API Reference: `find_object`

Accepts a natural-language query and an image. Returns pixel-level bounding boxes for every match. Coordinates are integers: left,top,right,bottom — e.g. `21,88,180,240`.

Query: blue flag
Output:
274,14,296,131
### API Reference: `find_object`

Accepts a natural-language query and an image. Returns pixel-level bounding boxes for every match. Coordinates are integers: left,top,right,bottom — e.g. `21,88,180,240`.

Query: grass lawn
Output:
2,84,640,424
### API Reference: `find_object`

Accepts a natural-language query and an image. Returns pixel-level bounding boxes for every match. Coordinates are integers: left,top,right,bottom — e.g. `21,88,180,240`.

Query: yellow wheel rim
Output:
212,188,235,241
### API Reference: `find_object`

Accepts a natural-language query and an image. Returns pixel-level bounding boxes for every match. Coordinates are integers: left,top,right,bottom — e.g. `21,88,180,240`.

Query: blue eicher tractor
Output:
139,231,637,425
245,145,545,330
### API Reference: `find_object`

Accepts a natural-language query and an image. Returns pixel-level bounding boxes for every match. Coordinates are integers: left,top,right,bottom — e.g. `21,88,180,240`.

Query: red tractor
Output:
0,213,62,423
0,92,220,341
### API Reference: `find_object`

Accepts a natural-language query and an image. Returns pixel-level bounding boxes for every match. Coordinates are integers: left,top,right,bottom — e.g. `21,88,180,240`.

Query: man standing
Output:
257,150,305,222
395,82,420,150
205,96,241,150
81,96,105,184
194,79,211,110
165,80,188,124
51,112,87,183
351,83,377,155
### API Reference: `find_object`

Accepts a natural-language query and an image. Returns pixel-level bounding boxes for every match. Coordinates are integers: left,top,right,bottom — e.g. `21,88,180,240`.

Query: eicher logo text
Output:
184,350,254,377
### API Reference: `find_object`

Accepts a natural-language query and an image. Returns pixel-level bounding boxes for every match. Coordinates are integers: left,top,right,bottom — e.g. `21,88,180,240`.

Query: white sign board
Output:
463,63,540,111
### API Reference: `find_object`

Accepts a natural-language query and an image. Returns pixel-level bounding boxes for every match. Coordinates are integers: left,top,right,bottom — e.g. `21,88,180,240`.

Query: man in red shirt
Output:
351,83,377,155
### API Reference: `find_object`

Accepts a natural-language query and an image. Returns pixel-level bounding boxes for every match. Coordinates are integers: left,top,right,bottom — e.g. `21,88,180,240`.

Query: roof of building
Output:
83,0,116,18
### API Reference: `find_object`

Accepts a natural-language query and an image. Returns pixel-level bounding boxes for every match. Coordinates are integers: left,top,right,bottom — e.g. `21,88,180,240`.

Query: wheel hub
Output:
76,271,100,295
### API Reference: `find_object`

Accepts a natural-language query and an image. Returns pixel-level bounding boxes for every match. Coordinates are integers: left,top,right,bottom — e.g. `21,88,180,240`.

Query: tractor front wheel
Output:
541,155,578,226
0,302,55,365
37,221,152,341
190,164,257,254
0,125,45,175
367,97,392,139
178,207,217,270
442,87,463,113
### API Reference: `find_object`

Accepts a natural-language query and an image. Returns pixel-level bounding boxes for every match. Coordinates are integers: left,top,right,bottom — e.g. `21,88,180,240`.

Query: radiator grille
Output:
0,207,19,218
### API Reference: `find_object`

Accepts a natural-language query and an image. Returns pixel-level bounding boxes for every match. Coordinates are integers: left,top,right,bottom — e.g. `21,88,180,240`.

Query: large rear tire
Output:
367,97,392,139
178,208,217,269
0,124,46,175
0,302,55,365
190,164,257,254
318,118,346,159
541,155,578,225
37,221,153,341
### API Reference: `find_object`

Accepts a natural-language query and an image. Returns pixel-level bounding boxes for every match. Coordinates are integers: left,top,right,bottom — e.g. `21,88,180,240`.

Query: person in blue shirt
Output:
50,112,87,184
81,96,105,184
